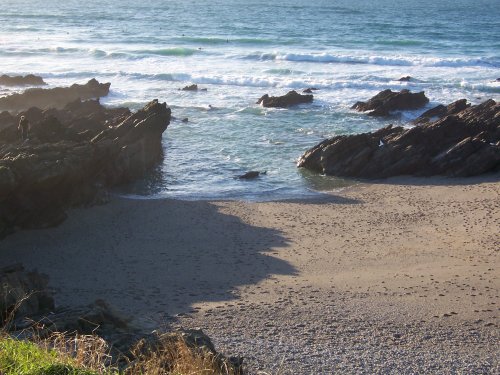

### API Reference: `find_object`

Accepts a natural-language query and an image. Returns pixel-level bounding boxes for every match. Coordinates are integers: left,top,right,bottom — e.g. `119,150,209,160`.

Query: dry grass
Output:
126,334,239,375
1,325,240,374
1,293,241,374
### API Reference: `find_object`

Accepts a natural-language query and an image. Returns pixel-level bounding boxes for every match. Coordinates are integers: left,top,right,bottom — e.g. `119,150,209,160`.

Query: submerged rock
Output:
257,90,313,108
0,78,110,112
0,74,46,86
298,99,500,178
351,89,429,117
0,99,170,237
238,171,266,179
303,87,319,93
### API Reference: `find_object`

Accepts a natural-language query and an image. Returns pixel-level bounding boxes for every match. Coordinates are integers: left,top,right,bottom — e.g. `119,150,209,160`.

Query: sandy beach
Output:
0,176,498,373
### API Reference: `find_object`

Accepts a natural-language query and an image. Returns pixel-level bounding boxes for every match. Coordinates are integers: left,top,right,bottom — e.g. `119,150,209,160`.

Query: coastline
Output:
1,175,498,373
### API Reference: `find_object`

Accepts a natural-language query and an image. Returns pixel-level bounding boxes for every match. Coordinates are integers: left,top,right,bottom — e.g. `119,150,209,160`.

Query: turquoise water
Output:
1,0,499,199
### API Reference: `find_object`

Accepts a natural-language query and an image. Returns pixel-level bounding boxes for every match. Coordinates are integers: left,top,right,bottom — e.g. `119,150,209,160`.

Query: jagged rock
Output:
303,88,318,93
413,99,470,124
351,89,429,117
0,78,110,112
0,99,130,144
298,99,500,178
257,90,313,108
398,76,412,82
0,264,54,326
0,74,46,86
181,84,199,91
0,99,170,238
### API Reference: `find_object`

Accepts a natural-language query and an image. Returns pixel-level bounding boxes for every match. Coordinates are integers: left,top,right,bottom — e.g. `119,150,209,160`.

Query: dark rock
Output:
398,76,412,82
413,99,470,125
0,74,46,86
0,264,54,327
0,99,170,238
303,87,319,93
0,99,130,144
351,89,429,117
0,78,110,112
257,90,313,108
181,84,199,91
181,117,189,123
298,99,500,178
238,171,266,179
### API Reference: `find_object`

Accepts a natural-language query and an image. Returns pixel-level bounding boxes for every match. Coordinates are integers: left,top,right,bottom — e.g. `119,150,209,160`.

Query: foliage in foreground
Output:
0,331,239,375
0,336,98,375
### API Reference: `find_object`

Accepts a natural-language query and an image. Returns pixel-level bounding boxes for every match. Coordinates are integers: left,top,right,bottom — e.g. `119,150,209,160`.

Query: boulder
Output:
0,74,46,86
257,90,313,108
298,99,500,178
303,87,319,93
0,78,110,112
351,89,429,117
0,99,170,238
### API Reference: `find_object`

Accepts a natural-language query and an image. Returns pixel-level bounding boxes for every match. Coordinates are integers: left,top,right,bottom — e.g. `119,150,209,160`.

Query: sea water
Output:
1,0,499,200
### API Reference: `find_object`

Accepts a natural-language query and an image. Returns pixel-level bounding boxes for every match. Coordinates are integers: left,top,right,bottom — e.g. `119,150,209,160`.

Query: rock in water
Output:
238,171,266,179
0,99,171,238
257,90,313,108
181,84,199,91
0,78,110,112
0,74,46,86
351,89,429,116
412,99,470,124
398,76,412,82
298,99,500,178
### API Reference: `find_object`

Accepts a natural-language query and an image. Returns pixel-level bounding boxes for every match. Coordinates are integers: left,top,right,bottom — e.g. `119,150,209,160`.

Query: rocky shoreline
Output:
1,77,499,373
0,79,171,238
298,92,500,178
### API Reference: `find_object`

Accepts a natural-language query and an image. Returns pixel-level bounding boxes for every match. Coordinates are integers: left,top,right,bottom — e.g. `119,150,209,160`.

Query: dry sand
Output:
0,176,498,373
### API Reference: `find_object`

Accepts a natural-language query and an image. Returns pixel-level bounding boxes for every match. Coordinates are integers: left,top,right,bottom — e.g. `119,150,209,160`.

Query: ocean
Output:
1,0,499,200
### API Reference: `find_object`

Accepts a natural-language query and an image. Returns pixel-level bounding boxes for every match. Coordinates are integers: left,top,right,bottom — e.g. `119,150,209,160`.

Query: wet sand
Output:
0,176,498,373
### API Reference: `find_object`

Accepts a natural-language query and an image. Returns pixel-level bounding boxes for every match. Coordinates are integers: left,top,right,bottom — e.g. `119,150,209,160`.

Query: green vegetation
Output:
0,336,98,375
0,333,239,375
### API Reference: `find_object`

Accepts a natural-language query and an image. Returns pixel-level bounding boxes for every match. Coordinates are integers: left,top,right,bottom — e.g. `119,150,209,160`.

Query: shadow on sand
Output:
0,198,295,325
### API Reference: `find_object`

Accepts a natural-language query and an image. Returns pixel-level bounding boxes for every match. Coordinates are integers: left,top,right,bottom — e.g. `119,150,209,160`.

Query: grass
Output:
0,335,98,375
1,294,241,374
0,331,240,375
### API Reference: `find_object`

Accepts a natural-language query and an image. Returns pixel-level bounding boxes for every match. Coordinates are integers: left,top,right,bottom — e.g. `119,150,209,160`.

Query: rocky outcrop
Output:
397,76,412,82
0,264,54,326
298,99,500,178
412,99,470,124
351,89,429,117
0,99,170,238
0,74,46,86
180,84,206,92
257,90,313,108
0,78,110,112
